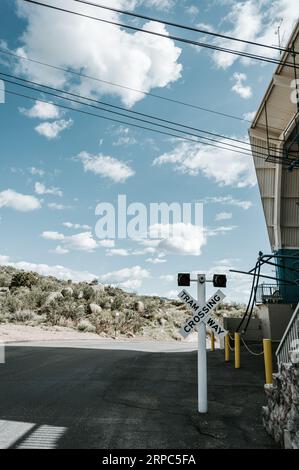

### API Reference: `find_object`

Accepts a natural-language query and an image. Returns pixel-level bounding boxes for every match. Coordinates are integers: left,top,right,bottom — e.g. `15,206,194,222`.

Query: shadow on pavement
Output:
0,344,278,449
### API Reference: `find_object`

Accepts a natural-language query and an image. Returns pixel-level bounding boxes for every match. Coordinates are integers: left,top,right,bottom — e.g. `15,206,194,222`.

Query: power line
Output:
74,0,296,56
0,48,253,124
2,77,253,154
1,73,284,159
0,71,257,149
3,81,279,161
0,47,286,134
5,87,256,156
21,0,299,70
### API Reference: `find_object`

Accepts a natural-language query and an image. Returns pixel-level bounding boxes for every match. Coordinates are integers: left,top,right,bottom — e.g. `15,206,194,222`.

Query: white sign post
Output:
197,274,207,414
177,276,227,413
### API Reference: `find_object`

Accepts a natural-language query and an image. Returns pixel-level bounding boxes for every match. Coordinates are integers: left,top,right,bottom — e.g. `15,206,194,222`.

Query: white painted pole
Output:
197,274,207,413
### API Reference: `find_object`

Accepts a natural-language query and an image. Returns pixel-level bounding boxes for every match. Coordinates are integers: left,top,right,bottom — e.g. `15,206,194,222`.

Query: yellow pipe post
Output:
210,332,215,352
263,339,273,385
225,333,230,362
234,332,240,369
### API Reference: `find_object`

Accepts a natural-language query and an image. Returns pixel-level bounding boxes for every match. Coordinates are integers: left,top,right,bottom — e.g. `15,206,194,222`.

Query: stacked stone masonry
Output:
263,361,299,449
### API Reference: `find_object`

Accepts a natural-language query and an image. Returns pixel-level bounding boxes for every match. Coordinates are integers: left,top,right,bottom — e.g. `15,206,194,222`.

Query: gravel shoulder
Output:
0,323,199,344
0,324,106,343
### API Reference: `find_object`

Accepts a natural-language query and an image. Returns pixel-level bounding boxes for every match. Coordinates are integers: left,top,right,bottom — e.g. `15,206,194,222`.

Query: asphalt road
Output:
0,340,277,449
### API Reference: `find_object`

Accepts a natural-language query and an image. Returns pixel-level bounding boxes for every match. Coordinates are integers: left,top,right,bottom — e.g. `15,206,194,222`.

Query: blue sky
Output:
0,0,298,302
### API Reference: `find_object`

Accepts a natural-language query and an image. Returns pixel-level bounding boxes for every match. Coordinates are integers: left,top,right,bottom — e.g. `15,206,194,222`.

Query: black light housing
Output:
213,274,227,288
178,273,190,286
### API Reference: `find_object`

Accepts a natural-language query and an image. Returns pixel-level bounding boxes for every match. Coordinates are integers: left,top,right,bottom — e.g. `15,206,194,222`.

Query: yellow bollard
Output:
210,332,215,352
225,333,230,362
263,339,273,385
235,332,240,369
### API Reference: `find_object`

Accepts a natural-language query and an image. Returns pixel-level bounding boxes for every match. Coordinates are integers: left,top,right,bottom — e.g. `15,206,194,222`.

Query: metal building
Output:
249,20,299,304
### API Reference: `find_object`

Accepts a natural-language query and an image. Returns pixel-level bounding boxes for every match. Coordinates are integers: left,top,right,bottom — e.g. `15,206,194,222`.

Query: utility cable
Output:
0,47,254,124
21,0,299,70
5,88,260,150
0,74,287,160
74,0,295,56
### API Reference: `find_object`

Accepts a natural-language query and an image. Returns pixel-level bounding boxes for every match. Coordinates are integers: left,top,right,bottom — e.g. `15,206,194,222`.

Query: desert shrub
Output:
97,292,112,309
111,295,124,311
77,319,96,333
2,294,23,313
171,300,183,307
82,285,95,301
143,302,157,318
76,304,86,317
105,285,121,297
10,271,39,290
8,309,37,323
0,273,11,287
56,316,75,328
24,287,48,309
38,278,61,292
41,298,81,325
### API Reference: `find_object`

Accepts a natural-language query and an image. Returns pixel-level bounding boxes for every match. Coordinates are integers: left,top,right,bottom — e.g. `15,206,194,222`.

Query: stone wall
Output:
262,361,299,449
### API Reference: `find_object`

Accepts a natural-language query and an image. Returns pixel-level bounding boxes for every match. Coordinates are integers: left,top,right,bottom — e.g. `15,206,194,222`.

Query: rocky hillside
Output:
0,266,246,340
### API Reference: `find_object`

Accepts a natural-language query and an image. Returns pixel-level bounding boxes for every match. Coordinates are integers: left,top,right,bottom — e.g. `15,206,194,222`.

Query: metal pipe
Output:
229,269,296,285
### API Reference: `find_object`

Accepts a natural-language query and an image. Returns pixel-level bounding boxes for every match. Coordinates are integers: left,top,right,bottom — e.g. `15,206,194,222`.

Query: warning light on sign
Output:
213,274,227,288
177,273,190,287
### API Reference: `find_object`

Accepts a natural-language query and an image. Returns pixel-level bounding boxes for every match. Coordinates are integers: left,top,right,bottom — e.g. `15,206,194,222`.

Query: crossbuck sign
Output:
178,289,228,340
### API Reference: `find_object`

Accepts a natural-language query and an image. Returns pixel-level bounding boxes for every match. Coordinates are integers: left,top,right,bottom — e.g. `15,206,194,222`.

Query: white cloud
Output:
149,222,206,256
243,111,256,121
51,245,69,254
63,222,91,230
164,289,178,299
140,0,175,10
211,0,299,69
206,225,237,237
29,167,45,176
203,259,253,304
64,231,98,252
48,202,70,210
186,5,199,16
15,0,182,108
146,257,167,264
159,274,175,282
35,182,63,197
203,196,253,210
112,127,137,147
0,189,41,212
98,239,115,248
132,246,157,255
42,231,65,241
0,254,97,282
35,119,73,139
212,1,262,69
76,151,135,183
215,212,233,221
153,140,256,188
0,255,10,264
42,230,99,252
107,248,130,256
231,72,252,99
19,101,60,119
99,265,150,290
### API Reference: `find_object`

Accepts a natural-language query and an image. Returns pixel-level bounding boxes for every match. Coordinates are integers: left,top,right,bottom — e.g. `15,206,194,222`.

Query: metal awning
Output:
249,20,299,252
